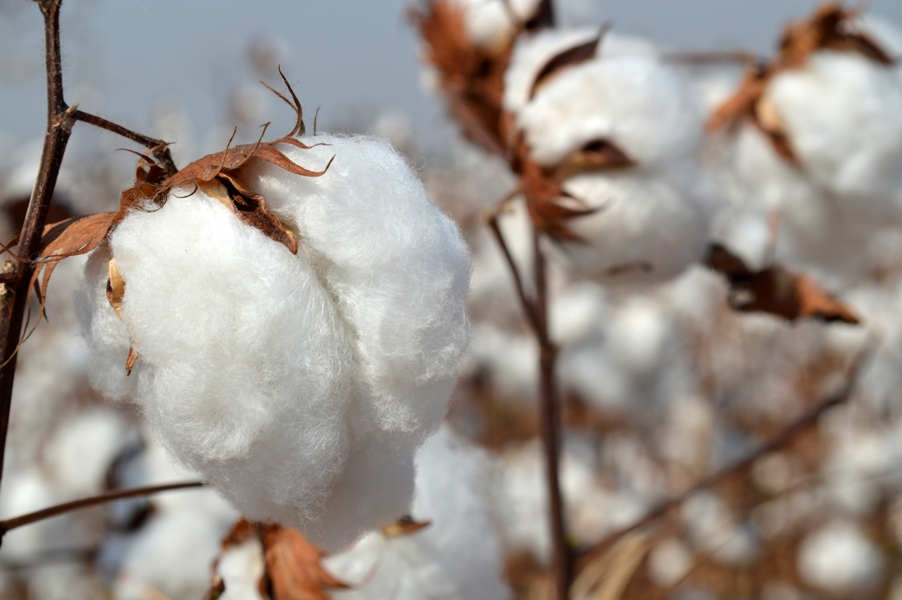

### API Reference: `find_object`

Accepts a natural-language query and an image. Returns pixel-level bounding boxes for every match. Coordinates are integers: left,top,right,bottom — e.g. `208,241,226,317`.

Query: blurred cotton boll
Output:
81,133,471,551
766,51,902,218
797,520,885,596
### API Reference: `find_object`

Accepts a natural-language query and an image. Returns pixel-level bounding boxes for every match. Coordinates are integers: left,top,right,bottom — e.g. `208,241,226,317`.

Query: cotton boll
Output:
766,50,902,217
552,168,711,287
86,189,355,537
519,54,702,167
797,520,885,595
83,133,471,551
326,426,511,600
728,123,867,284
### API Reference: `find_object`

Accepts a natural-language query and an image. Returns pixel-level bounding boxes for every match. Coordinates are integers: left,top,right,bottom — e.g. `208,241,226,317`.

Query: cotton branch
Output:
0,0,181,500
0,0,74,493
0,481,204,540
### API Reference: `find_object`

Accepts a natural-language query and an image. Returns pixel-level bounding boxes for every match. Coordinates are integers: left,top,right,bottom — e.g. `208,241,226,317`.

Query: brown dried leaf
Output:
381,515,431,538
705,244,858,324
261,524,349,600
530,27,604,99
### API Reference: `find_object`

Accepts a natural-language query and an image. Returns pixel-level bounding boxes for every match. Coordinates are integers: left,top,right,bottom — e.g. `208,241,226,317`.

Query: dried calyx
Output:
708,3,897,163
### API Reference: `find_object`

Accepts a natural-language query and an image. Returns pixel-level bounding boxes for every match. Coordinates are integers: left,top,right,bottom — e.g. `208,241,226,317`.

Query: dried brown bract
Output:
212,519,349,600
706,243,859,323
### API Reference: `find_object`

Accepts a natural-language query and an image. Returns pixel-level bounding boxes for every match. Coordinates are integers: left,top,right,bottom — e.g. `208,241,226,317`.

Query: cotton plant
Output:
72,96,471,551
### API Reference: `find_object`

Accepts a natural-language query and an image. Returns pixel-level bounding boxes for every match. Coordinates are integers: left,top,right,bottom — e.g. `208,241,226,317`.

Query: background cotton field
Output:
4,0,902,599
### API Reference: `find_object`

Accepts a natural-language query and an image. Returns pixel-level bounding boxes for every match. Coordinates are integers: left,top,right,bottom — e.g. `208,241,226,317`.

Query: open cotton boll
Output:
766,50,902,217
550,167,711,287
82,133,470,551
519,53,702,167
797,520,885,595
326,426,511,600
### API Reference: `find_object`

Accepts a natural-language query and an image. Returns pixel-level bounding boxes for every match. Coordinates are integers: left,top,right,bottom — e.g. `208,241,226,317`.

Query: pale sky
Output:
2,0,902,155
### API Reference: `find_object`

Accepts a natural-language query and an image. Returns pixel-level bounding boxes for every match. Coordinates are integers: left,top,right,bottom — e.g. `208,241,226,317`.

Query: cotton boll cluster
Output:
81,133,471,551
325,426,511,600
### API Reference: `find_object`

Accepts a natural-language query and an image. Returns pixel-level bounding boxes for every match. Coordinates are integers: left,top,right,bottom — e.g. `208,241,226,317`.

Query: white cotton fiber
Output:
325,426,511,600
766,50,902,220
81,134,471,551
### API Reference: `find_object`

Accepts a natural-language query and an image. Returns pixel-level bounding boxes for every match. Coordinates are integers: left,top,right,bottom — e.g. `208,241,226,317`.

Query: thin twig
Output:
575,353,868,571
661,50,765,67
71,109,178,176
485,212,541,334
531,229,571,597
0,0,73,496
0,481,204,537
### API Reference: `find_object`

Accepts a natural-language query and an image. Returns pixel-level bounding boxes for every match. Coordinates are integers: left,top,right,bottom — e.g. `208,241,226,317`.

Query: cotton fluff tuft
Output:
81,134,471,551
325,426,511,600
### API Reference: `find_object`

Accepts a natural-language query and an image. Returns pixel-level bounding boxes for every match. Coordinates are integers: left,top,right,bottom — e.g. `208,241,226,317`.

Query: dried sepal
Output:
381,515,431,538
260,524,349,600
529,25,608,99
521,159,597,242
551,138,636,182
706,244,858,323
708,2,895,161
211,520,349,600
